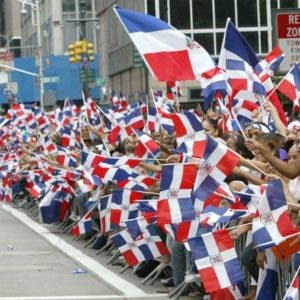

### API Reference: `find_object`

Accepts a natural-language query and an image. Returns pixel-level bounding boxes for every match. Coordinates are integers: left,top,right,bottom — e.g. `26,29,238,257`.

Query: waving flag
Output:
252,179,300,250
219,19,265,96
158,164,197,225
98,194,114,234
114,6,216,82
111,224,169,266
147,106,160,132
125,217,150,239
133,130,160,159
277,63,300,108
186,229,244,293
116,173,158,191
199,205,249,227
110,189,142,226
192,135,240,205
283,266,300,300
71,212,93,236
171,110,203,139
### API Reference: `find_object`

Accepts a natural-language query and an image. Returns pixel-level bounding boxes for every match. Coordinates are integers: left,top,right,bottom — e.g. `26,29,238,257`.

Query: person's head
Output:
294,130,300,153
244,122,271,139
287,120,300,141
203,118,220,137
223,133,254,159
254,133,283,162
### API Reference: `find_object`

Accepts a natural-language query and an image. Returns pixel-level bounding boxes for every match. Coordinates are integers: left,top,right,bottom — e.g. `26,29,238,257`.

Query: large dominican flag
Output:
114,6,216,81
186,229,244,293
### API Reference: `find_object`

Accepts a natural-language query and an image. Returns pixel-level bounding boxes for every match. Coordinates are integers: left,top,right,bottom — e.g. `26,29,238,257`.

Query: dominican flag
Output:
125,217,150,239
110,189,142,226
133,130,160,159
157,164,197,225
111,224,169,266
277,63,300,108
56,147,78,168
61,126,81,148
177,131,207,158
27,181,48,198
218,19,266,99
40,135,57,154
117,173,158,191
166,81,182,103
71,212,93,236
114,6,216,82
254,46,284,78
217,99,239,133
170,110,203,139
147,106,160,132
186,229,244,293
232,98,259,128
199,205,249,227
98,194,114,234
252,179,300,250
192,135,240,206
283,266,300,300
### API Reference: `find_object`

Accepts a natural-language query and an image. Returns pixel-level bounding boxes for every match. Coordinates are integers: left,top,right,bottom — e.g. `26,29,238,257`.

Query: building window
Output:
215,0,235,28
261,31,268,53
147,0,155,16
260,0,267,26
170,0,190,29
237,0,257,27
242,31,259,53
194,33,214,54
160,0,168,22
62,0,75,12
193,0,213,29
280,0,298,8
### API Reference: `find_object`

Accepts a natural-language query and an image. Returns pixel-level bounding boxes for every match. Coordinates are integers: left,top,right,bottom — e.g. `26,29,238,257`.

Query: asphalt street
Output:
0,204,170,300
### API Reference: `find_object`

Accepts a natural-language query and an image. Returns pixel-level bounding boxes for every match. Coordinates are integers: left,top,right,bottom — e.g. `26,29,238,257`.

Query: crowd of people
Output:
1,88,298,300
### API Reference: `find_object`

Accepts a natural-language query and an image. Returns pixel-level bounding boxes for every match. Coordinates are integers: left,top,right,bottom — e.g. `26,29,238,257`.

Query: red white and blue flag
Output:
114,6,216,82
158,164,197,225
133,130,160,159
283,266,299,300
252,179,300,250
71,212,93,236
186,229,244,293
277,63,300,108
111,224,169,266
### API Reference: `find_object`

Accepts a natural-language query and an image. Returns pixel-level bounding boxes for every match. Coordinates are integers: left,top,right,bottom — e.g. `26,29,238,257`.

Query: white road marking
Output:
1,204,167,299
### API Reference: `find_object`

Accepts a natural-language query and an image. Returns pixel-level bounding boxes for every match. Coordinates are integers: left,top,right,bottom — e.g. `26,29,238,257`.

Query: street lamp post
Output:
18,0,44,109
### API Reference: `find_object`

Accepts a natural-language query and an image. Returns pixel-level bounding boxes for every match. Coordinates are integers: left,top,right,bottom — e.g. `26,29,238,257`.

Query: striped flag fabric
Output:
283,266,300,300
133,130,160,159
111,224,169,266
71,212,93,236
277,63,300,108
114,6,216,82
186,229,244,293
252,179,300,250
157,164,197,225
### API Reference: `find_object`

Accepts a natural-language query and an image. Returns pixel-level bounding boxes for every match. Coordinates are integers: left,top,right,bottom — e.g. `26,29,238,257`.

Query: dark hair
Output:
256,133,285,151
223,134,254,159
206,118,218,130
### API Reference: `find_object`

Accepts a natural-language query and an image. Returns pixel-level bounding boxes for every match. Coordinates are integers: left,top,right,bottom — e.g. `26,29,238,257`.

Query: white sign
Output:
274,10,300,73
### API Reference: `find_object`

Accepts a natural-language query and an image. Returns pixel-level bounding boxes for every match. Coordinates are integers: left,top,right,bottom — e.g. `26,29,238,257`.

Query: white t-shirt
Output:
288,176,300,201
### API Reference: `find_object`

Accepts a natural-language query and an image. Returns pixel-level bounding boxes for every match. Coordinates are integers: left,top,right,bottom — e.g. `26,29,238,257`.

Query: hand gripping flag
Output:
186,229,244,293
111,224,169,266
113,6,216,82
277,63,300,109
157,164,197,225
252,179,300,250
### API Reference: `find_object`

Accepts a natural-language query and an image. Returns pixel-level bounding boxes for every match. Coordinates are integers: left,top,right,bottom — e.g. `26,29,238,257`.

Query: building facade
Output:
97,0,300,103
